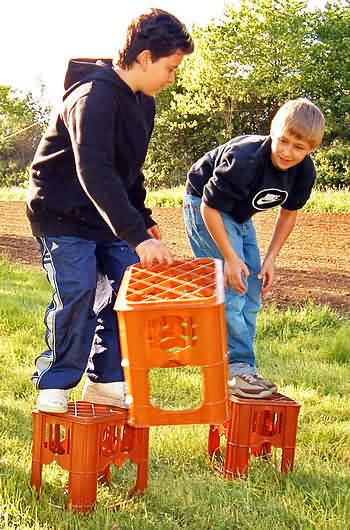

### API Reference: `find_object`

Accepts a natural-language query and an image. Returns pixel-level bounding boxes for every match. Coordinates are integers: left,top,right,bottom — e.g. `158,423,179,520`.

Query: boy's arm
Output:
200,202,249,293
128,170,156,230
63,86,172,266
258,208,297,295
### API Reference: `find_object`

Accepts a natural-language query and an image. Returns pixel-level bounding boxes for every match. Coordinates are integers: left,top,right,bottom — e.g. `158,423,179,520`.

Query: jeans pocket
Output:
193,204,206,233
184,202,206,237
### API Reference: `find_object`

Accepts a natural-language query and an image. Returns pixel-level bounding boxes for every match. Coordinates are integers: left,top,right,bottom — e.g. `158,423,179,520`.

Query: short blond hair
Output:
270,98,325,149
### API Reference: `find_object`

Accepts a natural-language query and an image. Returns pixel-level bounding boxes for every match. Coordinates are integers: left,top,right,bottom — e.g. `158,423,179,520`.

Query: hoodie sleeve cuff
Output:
127,229,152,250
144,215,156,229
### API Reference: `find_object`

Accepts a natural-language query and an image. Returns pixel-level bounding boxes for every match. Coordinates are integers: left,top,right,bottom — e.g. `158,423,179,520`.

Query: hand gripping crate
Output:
115,258,229,426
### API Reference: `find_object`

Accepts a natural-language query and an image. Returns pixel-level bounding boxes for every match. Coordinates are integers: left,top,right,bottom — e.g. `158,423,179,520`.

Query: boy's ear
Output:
136,49,152,71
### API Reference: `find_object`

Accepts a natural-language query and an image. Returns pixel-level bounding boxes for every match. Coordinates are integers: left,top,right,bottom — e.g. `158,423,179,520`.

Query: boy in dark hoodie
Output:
184,98,325,398
27,8,194,413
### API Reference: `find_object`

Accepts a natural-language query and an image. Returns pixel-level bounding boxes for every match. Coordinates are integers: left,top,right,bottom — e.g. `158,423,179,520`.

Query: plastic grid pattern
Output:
122,258,219,306
115,258,228,426
66,401,124,420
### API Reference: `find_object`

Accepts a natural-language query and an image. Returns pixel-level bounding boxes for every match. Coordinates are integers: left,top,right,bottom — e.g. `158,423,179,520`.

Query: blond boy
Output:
184,98,325,398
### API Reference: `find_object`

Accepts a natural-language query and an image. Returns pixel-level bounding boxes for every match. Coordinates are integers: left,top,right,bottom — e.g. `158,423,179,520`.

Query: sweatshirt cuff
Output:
127,229,152,250
144,215,156,229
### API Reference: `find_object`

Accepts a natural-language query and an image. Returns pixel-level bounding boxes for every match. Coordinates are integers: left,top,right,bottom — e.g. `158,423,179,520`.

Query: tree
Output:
0,85,50,186
176,0,343,135
306,1,350,140
146,0,349,187
144,81,224,190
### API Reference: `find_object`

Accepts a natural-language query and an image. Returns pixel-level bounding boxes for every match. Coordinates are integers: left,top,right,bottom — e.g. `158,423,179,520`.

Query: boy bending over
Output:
183,98,324,398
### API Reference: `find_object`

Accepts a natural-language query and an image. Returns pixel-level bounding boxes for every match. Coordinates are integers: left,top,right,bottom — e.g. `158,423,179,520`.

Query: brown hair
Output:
270,98,325,149
116,8,194,69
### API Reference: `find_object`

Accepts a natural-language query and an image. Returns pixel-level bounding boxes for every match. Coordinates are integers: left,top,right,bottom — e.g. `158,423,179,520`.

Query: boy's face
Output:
139,49,185,96
270,130,313,171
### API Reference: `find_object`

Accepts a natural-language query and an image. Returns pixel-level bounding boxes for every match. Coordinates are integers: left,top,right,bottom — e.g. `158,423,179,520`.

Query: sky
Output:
1,0,326,106
0,0,230,105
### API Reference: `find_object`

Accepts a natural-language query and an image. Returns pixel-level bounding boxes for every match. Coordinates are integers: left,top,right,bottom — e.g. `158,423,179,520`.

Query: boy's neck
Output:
114,66,140,94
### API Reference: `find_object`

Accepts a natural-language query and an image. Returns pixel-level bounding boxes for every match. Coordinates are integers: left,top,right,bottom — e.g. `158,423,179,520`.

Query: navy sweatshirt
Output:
27,58,156,249
186,135,316,223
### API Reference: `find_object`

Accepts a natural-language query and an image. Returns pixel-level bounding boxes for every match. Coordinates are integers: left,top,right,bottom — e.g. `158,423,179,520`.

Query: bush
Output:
144,164,187,191
313,141,350,189
0,165,29,188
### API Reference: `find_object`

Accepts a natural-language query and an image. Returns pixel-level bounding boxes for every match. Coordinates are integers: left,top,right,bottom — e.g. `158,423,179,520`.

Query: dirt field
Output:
1,201,349,315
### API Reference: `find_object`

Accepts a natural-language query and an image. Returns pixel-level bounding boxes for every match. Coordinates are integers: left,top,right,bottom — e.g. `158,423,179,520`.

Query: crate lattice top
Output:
67,401,127,419
123,259,219,305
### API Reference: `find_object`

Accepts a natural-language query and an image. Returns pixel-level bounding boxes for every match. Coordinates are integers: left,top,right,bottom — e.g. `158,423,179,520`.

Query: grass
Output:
0,186,28,201
303,188,350,213
145,186,185,208
1,185,349,212
0,184,186,208
1,257,350,529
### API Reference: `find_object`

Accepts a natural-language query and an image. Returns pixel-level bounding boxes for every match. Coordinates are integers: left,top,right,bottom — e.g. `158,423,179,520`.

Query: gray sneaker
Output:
253,374,278,393
228,374,274,399
82,379,129,409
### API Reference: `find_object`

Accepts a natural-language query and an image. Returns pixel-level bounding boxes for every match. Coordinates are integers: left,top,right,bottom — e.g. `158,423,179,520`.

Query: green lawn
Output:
1,186,350,212
0,258,350,529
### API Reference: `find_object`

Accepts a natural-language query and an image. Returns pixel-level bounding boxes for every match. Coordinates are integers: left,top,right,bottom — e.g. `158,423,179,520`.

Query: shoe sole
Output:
36,403,68,413
229,388,274,399
255,380,278,393
259,385,278,393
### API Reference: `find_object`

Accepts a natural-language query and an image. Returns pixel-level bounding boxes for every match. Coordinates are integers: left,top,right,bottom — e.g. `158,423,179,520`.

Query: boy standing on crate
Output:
183,98,325,398
26,9,194,413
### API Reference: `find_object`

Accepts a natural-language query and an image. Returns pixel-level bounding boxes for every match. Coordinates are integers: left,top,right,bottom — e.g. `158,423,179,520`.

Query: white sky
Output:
0,0,230,105
1,0,325,106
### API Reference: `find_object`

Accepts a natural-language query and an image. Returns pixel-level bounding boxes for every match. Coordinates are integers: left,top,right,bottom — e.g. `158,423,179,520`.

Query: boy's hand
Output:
258,258,275,296
135,239,173,268
224,257,249,293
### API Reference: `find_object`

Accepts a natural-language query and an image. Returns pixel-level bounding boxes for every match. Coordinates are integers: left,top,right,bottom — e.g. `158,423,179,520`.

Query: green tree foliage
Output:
313,140,350,189
178,0,316,133
145,0,349,189
307,2,350,141
145,83,225,189
0,85,50,186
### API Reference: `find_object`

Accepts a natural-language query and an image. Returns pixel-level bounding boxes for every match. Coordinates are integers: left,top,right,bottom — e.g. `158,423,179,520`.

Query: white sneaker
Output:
36,389,69,413
82,379,129,409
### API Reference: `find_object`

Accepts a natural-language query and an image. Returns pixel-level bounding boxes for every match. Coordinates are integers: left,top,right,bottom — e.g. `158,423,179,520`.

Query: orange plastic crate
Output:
31,401,149,513
115,258,229,426
208,393,301,478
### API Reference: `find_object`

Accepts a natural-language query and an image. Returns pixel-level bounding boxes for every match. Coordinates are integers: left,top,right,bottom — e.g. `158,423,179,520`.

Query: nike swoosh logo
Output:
256,195,281,205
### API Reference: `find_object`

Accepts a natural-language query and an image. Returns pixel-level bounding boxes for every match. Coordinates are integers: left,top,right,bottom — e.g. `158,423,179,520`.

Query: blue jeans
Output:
33,236,139,390
183,194,262,377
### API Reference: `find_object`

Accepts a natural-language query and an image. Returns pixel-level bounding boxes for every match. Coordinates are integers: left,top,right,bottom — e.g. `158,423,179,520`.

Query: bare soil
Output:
1,201,349,315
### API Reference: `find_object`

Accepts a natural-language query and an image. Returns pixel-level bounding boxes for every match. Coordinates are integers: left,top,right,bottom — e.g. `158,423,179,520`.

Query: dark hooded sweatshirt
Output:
26,58,156,249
